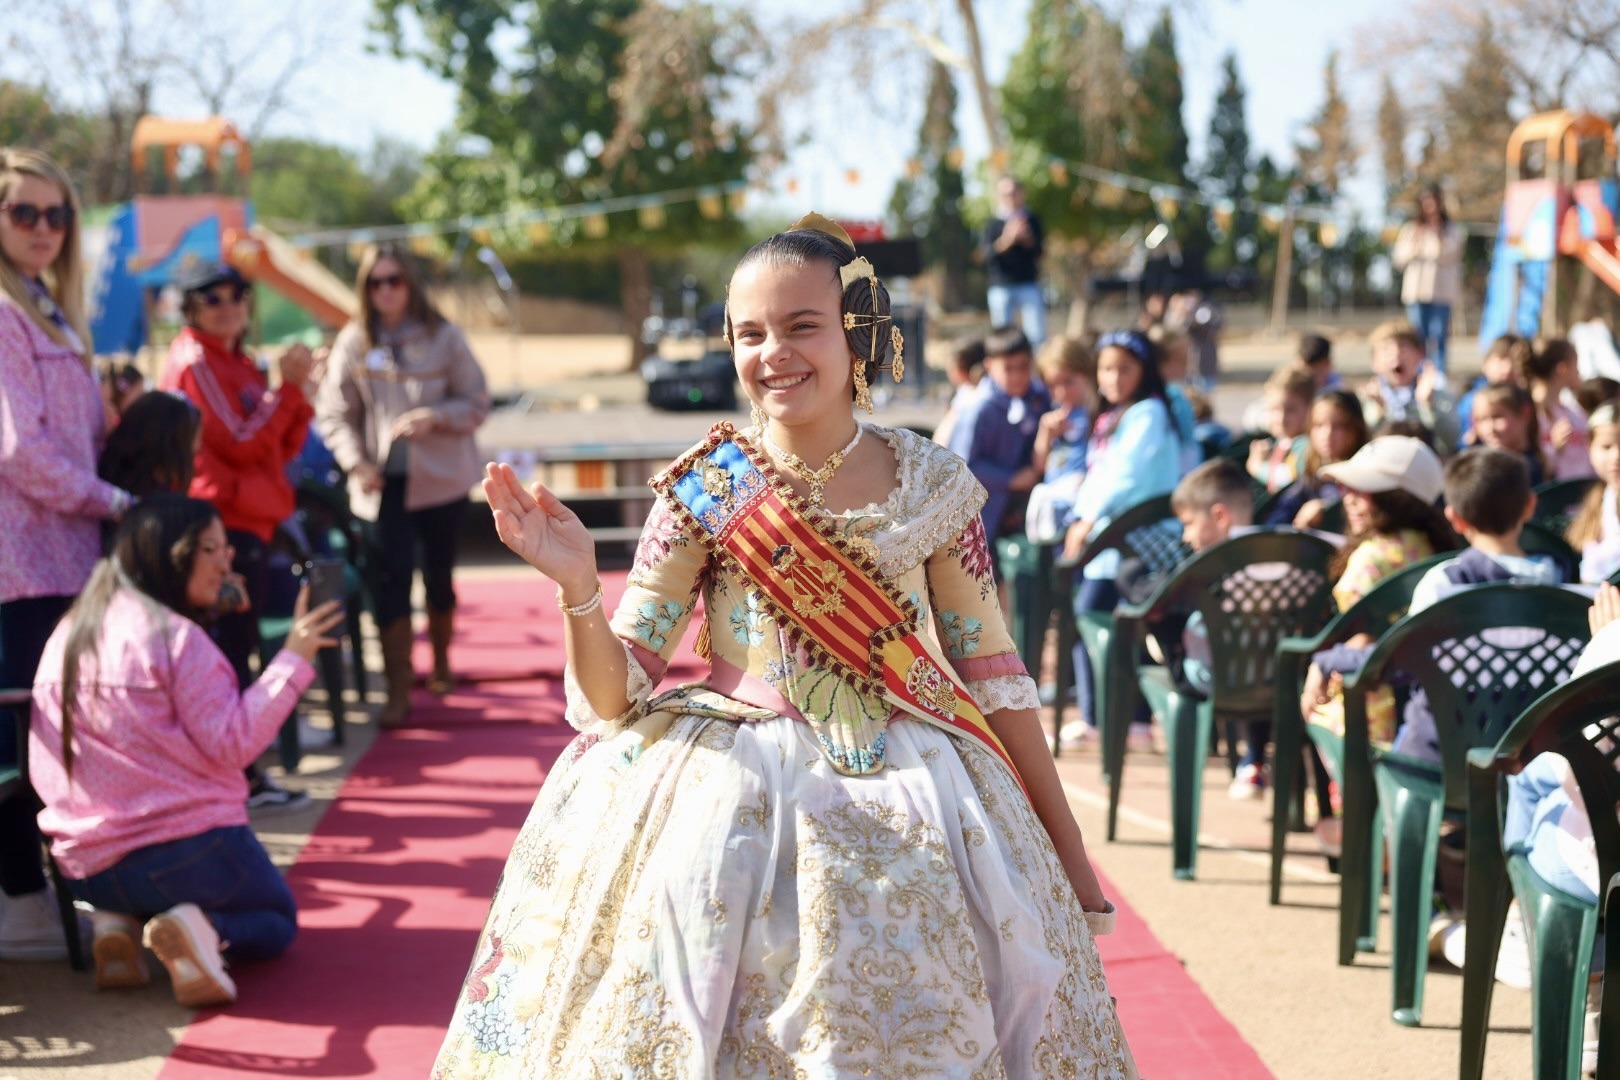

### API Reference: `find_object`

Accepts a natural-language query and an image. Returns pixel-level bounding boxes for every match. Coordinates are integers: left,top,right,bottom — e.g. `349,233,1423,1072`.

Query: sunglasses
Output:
1,201,74,232
197,286,252,307
367,273,406,291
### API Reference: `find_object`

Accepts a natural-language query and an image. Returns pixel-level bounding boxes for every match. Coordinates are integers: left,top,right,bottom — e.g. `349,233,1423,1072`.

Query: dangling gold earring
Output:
853,358,873,413
890,325,905,383
750,401,767,430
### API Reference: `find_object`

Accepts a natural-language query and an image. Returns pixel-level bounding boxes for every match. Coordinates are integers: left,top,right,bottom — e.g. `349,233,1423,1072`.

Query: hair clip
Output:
790,211,855,249
839,256,877,291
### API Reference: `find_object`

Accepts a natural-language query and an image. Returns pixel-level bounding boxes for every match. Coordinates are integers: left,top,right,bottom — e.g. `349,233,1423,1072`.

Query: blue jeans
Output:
988,282,1047,347
1406,302,1452,376
68,826,297,962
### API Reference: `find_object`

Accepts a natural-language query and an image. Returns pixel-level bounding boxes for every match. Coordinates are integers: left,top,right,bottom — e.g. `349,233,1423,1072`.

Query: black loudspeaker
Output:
859,239,924,280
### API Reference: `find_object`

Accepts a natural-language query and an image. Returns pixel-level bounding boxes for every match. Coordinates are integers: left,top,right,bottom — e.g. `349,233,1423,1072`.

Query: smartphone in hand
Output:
304,558,346,613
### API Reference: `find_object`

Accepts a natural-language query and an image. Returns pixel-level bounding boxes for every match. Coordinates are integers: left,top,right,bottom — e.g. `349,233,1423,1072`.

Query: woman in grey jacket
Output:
315,245,490,726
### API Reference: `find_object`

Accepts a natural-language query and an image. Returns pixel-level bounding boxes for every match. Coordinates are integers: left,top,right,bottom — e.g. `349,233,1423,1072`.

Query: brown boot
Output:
378,618,415,728
427,607,455,695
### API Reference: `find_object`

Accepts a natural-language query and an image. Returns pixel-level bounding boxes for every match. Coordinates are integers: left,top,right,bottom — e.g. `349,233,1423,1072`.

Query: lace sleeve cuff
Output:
562,637,655,734
966,672,1041,713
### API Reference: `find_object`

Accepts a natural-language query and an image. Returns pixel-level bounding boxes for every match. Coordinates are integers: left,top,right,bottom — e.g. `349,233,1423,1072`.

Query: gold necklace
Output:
763,424,863,506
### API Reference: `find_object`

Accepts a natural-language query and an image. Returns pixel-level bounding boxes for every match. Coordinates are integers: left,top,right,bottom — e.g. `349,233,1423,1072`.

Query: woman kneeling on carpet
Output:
28,494,343,1006
434,215,1135,1077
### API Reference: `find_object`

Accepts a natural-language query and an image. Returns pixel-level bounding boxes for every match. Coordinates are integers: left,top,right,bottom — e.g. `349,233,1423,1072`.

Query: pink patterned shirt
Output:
0,295,128,603
28,588,314,879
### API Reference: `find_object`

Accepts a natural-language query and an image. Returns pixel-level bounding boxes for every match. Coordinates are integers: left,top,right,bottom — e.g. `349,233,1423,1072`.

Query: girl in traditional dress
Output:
434,215,1134,1078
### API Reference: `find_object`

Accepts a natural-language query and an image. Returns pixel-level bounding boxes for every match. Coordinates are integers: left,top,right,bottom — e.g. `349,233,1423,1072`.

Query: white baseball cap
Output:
1318,436,1444,504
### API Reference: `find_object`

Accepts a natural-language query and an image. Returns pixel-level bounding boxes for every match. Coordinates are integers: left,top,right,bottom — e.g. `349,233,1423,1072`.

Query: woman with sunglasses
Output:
157,262,317,810
0,147,135,960
315,245,489,727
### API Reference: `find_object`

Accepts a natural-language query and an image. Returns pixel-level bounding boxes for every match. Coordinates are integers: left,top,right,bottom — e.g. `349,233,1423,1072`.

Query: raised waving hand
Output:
483,462,597,594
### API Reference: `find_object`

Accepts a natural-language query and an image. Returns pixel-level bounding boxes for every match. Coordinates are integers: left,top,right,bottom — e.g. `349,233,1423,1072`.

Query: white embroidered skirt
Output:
433,714,1131,1078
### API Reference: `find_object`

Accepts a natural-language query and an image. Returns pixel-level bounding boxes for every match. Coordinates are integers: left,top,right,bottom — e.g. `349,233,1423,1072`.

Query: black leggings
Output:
215,530,268,691
367,478,466,627
0,594,73,896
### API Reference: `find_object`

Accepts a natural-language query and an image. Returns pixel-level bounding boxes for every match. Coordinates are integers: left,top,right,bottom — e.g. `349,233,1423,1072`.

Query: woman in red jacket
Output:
158,263,316,808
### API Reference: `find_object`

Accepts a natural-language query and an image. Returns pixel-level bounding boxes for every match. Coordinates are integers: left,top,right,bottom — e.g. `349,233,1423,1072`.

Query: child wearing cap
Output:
1300,436,1460,789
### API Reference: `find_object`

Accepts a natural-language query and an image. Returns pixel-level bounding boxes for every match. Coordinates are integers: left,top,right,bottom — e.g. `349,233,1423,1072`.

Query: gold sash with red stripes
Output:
652,423,1024,791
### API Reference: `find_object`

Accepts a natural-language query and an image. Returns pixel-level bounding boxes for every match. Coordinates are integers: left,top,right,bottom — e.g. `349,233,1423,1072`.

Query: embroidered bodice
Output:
564,424,1040,774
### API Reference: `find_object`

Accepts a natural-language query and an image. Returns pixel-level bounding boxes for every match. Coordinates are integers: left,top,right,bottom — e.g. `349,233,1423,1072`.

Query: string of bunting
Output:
289,179,751,251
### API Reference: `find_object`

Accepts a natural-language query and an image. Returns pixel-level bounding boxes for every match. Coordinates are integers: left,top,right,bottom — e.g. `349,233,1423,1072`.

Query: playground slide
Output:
224,225,357,330
1575,238,1620,298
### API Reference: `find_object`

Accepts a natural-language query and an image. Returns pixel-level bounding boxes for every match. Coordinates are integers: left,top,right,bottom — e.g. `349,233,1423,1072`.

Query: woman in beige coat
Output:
1392,184,1464,378
315,245,490,726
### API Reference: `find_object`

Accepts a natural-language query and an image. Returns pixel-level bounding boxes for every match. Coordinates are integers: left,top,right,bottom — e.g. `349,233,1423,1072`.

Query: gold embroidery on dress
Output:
769,544,847,619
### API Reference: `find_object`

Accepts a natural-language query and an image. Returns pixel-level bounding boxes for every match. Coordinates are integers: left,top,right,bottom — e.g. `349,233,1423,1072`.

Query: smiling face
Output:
0,173,68,277
184,517,233,610
728,259,854,429
187,281,251,344
1341,487,1374,534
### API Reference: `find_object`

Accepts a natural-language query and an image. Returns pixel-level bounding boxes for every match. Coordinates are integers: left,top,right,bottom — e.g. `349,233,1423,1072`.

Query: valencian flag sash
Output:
652,423,1026,794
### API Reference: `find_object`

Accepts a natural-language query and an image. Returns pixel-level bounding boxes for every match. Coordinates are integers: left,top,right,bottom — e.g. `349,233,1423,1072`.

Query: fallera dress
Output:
433,424,1131,1078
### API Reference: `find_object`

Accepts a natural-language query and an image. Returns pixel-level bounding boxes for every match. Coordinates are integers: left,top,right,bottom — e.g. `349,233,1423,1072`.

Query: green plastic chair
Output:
1104,530,1338,876
1051,493,1188,760
1336,584,1590,1026
1460,659,1620,1080
1520,521,1581,583
1270,552,1452,907
1531,476,1599,539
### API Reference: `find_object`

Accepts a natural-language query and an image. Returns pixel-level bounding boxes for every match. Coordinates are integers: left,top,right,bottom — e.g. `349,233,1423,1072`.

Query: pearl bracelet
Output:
556,580,604,617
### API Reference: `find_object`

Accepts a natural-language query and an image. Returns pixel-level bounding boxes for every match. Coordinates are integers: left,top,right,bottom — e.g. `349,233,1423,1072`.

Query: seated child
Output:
1263,389,1368,530
1025,335,1094,542
1147,324,1203,472
1457,334,1528,443
1566,400,1620,582
1301,437,1459,754
28,495,344,1005
1299,333,1341,390
1247,366,1316,493
1167,460,1286,797
1391,448,1562,762
1469,382,1549,487
1359,319,1460,455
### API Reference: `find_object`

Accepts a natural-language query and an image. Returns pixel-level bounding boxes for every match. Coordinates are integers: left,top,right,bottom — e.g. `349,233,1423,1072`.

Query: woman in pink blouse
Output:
0,148,133,962
29,494,341,1004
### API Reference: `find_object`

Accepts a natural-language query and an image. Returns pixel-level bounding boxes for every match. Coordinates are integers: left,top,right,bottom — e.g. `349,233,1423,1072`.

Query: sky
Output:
30,0,1409,225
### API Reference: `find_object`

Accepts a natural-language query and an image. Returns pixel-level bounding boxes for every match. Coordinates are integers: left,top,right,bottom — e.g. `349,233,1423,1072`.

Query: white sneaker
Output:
92,911,149,989
143,903,236,1007
0,886,83,961
1227,762,1267,800
1058,720,1096,750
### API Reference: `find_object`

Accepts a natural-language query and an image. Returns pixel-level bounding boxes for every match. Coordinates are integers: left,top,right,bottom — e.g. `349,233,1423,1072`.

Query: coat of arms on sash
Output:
770,544,846,619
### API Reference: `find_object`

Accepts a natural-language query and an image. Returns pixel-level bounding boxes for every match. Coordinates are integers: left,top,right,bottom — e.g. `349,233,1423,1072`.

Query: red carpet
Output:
158,574,1266,1078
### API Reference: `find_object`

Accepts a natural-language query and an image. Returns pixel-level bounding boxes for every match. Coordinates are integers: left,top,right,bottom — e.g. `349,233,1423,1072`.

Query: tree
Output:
0,81,101,190
251,137,419,231
1376,74,1410,211
374,0,752,366
1000,0,1137,330
1126,8,1205,265
1425,19,1518,223
887,59,973,310
6,0,342,202
1202,52,1255,271
1294,51,1355,199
